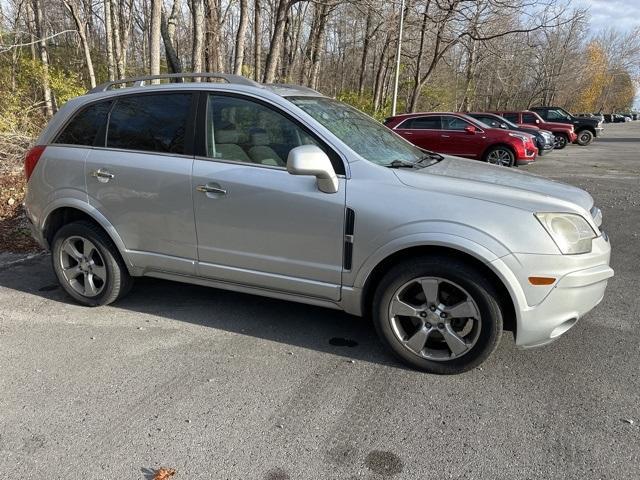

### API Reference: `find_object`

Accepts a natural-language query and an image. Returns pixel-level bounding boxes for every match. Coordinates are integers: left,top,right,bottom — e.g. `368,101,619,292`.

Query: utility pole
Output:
391,0,405,116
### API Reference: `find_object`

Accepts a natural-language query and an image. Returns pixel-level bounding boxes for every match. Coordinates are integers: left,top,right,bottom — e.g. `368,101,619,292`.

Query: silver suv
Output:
24,74,613,374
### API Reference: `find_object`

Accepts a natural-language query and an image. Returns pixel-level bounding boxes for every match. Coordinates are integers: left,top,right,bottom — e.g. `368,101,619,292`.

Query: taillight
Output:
24,145,46,181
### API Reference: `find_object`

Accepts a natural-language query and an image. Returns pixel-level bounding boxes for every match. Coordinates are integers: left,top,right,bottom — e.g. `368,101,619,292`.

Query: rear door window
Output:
55,101,112,146
522,113,538,124
399,116,441,129
107,94,192,154
502,113,519,123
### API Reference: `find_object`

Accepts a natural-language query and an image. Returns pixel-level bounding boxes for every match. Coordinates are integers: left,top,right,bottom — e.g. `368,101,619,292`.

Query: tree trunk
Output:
357,9,373,95
110,0,125,78
253,0,261,81
233,0,248,75
308,3,329,90
149,0,162,78
204,0,222,72
64,0,96,88
31,0,53,117
191,0,205,72
104,0,115,80
161,0,182,73
263,0,290,83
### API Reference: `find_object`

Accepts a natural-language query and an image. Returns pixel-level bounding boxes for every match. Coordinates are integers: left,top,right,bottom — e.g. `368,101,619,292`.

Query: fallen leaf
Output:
153,467,177,480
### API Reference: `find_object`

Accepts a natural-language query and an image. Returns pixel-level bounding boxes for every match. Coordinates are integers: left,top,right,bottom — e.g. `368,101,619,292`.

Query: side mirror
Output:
464,125,476,134
535,119,540,124
287,145,339,194
500,123,508,130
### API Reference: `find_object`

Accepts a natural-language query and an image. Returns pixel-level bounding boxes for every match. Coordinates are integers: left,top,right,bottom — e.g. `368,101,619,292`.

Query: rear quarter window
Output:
55,101,112,146
107,93,192,154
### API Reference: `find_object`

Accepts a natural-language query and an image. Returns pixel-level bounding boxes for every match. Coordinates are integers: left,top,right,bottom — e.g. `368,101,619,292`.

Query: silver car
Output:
23,73,613,374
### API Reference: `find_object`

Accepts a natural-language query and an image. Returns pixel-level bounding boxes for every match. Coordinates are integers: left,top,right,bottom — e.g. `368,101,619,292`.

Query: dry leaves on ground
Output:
0,172,40,253
153,467,177,480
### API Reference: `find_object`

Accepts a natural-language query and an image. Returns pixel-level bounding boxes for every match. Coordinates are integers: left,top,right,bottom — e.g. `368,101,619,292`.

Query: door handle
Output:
91,169,115,182
441,135,451,138
196,184,227,195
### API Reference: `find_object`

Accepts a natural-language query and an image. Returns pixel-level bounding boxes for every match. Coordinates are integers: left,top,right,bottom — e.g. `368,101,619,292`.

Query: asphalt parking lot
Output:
1,122,639,479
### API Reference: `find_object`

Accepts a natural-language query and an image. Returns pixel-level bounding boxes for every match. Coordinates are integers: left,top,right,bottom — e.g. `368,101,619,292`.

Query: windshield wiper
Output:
385,159,419,169
417,151,444,166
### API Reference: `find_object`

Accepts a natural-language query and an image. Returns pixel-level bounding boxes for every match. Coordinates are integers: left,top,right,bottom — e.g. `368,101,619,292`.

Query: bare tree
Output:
63,0,96,88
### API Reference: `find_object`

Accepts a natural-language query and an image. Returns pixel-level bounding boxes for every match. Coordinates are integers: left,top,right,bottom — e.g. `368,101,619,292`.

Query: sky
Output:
584,0,640,109
586,0,640,33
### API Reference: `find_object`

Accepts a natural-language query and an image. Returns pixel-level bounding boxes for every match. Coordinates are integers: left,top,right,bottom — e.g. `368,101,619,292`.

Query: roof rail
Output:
89,73,261,93
267,83,321,95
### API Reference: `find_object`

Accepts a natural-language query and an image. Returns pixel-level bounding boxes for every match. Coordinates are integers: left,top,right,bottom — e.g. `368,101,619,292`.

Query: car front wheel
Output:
483,146,515,167
51,221,132,306
576,130,594,146
554,133,568,149
372,257,503,374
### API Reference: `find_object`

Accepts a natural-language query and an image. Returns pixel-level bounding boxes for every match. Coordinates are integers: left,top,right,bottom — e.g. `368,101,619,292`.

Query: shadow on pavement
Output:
0,254,402,368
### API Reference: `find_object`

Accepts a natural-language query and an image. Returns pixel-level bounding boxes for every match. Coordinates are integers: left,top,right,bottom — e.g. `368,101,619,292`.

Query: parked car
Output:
612,114,626,123
603,114,613,123
493,110,577,149
530,106,603,146
23,73,613,374
384,112,538,167
466,112,555,156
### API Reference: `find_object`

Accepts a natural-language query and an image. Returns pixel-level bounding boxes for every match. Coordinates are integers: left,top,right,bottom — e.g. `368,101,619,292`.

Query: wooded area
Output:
0,0,639,168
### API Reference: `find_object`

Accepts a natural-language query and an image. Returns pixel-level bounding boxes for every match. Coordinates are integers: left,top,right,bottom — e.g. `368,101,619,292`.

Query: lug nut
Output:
429,306,436,312
438,323,445,329
440,312,447,318
420,312,427,318
425,323,432,328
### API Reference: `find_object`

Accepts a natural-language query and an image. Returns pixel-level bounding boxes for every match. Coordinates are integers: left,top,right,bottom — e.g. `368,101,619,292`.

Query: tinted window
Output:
107,94,191,154
474,115,501,128
546,110,570,120
400,116,441,129
522,113,538,124
502,113,519,123
207,95,343,172
55,101,111,146
443,116,471,130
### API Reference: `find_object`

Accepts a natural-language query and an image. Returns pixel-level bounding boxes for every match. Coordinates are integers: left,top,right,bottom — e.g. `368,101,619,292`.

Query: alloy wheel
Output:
554,135,567,148
486,149,513,166
59,236,107,297
388,277,482,361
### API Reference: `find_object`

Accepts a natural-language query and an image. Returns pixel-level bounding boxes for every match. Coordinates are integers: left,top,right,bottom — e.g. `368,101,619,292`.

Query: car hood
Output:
394,155,594,214
542,121,574,131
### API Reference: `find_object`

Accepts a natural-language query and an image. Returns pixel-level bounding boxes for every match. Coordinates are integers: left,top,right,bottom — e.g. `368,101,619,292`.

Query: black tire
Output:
372,256,503,374
483,145,515,167
51,221,133,306
554,133,568,149
576,130,594,146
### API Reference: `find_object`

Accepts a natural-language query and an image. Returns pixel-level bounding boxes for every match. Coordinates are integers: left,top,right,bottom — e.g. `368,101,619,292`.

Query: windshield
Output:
287,96,425,166
549,109,572,120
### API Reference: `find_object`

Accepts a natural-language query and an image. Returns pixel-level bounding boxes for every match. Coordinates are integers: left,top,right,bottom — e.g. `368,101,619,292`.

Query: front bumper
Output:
492,235,613,348
568,131,578,143
595,126,604,136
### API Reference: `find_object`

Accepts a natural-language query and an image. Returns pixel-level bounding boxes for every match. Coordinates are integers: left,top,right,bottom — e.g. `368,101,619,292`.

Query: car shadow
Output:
594,137,640,143
0,254,403,368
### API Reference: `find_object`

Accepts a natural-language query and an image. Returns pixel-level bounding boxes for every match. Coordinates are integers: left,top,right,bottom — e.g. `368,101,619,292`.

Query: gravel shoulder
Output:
1,123,639,479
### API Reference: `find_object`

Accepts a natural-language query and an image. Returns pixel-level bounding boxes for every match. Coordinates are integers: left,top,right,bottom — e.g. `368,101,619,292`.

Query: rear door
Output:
85,92,198,275
394,116,443,151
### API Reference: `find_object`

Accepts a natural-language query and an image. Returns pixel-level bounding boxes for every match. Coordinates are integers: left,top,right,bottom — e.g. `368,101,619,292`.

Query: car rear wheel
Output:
483,146,515,167
372,257,503,374
576,130,594,146
554,133,568,149
51,221,132,306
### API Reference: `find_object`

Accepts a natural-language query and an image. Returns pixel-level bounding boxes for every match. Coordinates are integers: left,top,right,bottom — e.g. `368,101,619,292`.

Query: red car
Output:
384,112,538,167
492,111,577,149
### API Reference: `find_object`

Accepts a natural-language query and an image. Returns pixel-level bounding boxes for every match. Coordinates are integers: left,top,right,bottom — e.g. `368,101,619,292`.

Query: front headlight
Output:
535,213,597,254
508,132,528,142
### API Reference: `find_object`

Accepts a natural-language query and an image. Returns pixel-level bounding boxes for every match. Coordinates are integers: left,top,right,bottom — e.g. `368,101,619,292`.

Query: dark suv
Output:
530,107,603,146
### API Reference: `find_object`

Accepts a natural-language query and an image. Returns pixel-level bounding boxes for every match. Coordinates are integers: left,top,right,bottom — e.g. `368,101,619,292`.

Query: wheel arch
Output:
359,244,517,336
42,201,135,273
576,125,596,135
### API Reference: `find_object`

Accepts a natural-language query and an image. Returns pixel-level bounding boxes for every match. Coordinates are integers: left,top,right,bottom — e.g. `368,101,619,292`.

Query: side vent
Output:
343,208,355,270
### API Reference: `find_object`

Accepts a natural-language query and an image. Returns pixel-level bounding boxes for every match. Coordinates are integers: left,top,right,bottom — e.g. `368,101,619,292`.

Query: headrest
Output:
215,129,239,144
251,132,270,146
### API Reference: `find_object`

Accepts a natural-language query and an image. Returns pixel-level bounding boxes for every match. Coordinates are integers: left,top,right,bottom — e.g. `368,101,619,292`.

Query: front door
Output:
192,93,346,301
85,92,198,275
441,115,483,159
